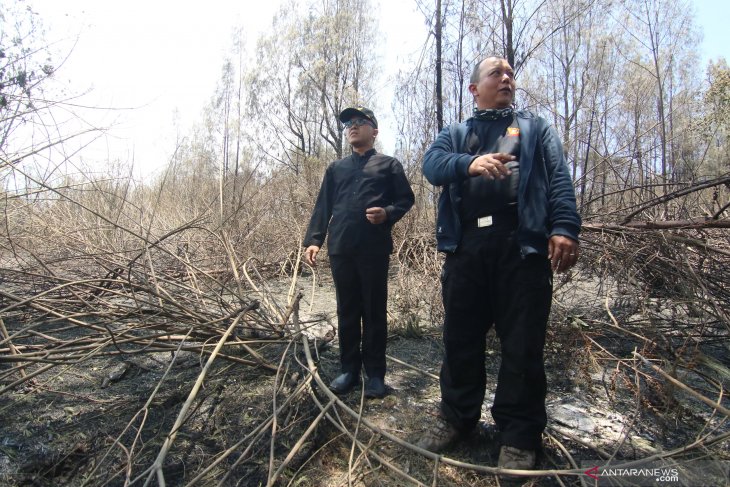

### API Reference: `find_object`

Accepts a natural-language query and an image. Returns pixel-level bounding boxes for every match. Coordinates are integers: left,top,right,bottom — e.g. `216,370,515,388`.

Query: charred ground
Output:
1,225,729,486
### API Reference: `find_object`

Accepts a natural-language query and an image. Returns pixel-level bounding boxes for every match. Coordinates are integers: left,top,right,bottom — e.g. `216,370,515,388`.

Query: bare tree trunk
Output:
634,102,645,204
456,0,466,122
646,1,668,191
233,41,244,202
579,110,594,211
500,0,515,66
435,0,444,132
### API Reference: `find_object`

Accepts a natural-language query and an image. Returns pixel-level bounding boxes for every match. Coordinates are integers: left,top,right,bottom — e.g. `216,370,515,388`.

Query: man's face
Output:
345,117,378,147
468,57,515,110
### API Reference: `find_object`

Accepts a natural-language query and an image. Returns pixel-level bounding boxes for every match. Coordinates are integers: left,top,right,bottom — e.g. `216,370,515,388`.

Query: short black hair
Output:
470,55,507,84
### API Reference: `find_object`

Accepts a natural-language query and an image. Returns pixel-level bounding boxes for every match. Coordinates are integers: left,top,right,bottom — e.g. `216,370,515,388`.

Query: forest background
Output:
1,0,729,485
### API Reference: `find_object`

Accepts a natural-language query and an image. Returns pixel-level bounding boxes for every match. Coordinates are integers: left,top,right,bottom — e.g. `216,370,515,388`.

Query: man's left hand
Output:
366,207,387,225
548,235,579,273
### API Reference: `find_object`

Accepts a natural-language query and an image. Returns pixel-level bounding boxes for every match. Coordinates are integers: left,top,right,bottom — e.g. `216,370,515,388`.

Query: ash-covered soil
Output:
1,268,728,486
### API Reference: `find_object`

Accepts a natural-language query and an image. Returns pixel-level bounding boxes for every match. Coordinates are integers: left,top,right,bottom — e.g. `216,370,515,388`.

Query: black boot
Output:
364,377,387,398
329,372,359,394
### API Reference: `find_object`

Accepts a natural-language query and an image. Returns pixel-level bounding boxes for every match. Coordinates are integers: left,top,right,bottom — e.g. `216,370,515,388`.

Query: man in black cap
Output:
303,106,414,398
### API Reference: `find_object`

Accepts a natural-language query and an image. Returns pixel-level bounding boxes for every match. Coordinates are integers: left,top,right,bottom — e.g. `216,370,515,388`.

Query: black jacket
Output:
423,111,581,254
304,149,415,255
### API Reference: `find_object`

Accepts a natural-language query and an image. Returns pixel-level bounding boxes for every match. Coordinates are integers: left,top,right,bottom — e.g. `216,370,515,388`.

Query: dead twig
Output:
143,303,258,487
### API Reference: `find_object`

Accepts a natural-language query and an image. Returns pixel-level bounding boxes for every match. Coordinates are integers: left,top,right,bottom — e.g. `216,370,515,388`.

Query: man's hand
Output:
548,235,579,273
304,245,320,267
365,207,387,225
468,153,515,180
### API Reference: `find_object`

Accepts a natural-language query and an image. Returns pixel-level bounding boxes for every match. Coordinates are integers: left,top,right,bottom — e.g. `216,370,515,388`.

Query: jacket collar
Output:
352,148,377,159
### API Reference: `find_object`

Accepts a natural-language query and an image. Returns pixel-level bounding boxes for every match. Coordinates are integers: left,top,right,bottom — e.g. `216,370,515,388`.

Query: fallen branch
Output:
143,303,259,487
633,351,730,418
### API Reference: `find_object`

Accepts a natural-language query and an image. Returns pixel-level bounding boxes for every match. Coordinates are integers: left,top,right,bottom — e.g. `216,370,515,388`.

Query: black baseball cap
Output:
339,106,378,128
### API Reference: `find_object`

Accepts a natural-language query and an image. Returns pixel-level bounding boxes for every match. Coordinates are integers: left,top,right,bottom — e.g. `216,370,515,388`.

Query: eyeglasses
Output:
343,118,375,129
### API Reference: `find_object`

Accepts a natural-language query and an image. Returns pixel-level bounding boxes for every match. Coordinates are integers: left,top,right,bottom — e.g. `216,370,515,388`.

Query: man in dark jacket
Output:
418,57,581,470
303,106,415,398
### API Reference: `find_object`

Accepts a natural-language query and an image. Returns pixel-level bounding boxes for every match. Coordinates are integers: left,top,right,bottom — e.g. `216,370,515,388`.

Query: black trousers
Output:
439,225,552,450
329,254,390,380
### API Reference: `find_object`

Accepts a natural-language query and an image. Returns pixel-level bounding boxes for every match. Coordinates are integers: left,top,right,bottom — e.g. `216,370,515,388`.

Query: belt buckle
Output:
477,215,493,228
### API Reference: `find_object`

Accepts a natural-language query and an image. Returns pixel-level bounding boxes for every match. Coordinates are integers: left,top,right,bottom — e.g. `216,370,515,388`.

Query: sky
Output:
23,0,425,180
693,0,727,63
18,0,730,181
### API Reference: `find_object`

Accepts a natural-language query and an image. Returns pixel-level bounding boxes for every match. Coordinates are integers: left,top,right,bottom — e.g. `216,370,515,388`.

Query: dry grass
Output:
0,165,729,486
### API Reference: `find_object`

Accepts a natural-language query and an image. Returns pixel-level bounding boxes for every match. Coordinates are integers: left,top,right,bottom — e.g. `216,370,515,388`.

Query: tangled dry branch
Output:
1,222,728,486
0,173,728,485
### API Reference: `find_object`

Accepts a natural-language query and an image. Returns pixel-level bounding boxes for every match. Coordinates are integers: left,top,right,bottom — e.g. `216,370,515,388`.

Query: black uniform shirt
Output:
304,149,415,255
